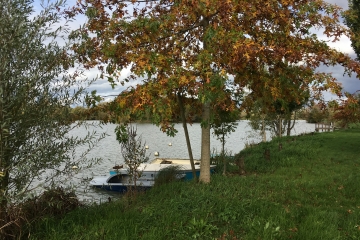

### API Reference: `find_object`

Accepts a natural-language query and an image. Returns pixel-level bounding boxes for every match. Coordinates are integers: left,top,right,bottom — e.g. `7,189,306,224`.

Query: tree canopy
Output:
70,0,360,182
333,92,360,127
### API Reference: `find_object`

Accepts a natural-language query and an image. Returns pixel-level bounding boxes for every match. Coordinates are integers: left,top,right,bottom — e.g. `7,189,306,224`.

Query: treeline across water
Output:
68,101,344,126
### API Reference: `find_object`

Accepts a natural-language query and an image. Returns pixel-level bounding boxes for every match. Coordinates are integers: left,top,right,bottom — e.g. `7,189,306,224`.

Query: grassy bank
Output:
28,129,360,239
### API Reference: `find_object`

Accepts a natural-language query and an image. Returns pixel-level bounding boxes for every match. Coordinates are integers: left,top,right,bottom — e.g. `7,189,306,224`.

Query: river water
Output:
66,120,315,203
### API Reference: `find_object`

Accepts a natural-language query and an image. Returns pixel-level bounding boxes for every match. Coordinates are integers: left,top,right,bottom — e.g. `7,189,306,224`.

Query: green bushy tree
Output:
345,0,360,59
0,0,104,236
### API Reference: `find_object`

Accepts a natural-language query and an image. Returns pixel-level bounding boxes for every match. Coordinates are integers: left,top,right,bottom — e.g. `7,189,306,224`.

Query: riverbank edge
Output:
25,128,360,239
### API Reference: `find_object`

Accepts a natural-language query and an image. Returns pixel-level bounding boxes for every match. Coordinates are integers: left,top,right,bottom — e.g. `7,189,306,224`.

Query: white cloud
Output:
315,0,360,99
324,0,349,10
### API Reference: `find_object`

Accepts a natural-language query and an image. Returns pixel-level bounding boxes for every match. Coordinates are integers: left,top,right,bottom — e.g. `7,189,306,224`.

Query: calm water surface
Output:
68,120,315,203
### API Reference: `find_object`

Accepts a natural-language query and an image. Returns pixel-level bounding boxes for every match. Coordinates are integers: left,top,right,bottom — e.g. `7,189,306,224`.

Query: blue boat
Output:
90,159,216,192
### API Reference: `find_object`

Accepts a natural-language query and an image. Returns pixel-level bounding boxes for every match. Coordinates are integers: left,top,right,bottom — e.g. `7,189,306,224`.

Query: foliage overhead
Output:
69,0,360,123
333,92,360,127
70,0,360,103
70,0,360,182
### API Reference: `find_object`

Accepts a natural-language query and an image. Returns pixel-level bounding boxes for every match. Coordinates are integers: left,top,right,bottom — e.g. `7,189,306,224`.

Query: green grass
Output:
27,129,360,239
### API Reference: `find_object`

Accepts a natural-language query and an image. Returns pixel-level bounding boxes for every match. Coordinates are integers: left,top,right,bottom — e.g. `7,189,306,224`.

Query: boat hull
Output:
90,175,154,193
90,159,216,192
92,184,151,192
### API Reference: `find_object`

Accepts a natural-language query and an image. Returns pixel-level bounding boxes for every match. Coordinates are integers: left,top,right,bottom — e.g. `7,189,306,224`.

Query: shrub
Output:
154,165,185,187
3,187,82,239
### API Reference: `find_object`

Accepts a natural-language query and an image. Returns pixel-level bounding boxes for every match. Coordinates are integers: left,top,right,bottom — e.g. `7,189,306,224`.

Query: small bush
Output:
23,187,82,218
154,165,184,187
3,187,82,239
348,122,360,129
211,155,239,175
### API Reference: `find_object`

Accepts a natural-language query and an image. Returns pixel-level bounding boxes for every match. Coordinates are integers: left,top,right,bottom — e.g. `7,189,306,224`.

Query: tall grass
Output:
27,129,360,239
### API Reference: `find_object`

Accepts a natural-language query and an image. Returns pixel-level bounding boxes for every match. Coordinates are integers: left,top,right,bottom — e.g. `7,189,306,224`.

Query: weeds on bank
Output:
28,130,360,239
2,187,82,239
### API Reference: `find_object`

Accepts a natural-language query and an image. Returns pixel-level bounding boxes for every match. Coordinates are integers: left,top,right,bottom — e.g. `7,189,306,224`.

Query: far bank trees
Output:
71,0,360,183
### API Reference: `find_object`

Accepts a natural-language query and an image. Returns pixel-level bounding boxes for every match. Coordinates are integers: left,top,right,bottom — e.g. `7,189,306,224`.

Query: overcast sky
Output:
315,0,360,101
32,0,360,102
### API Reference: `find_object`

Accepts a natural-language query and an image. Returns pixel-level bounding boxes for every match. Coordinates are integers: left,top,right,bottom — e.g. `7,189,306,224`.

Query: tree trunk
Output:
262,117,266,142
222,134,226,175
199,102,211,183
199,16,211,183
286,119,291,136
177,93,197,180
221,134,225,155
287,112,297,136
278,118,282,138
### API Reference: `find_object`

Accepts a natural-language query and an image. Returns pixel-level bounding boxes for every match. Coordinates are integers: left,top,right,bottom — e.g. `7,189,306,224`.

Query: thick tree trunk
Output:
177,93,197,179
199,102,211,183
199,16,211,183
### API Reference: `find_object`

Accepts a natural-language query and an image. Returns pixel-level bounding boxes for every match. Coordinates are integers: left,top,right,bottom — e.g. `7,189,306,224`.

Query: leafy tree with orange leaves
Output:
70,0,360,183
247,63,310,138
333,92,360,128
